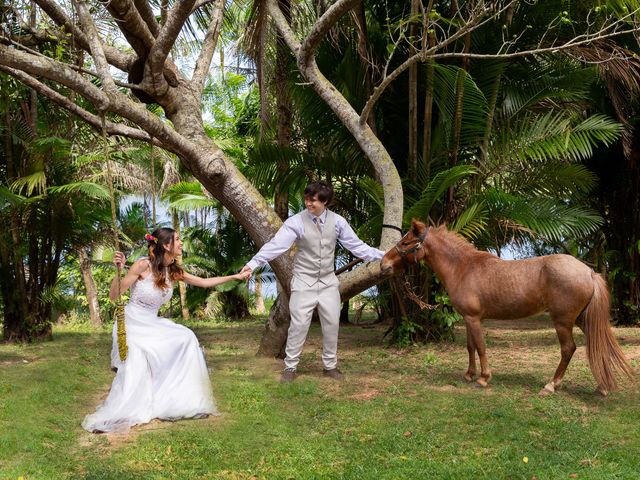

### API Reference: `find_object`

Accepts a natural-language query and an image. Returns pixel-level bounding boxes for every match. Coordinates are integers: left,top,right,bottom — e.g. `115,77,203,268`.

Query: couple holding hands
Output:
83,182,385,433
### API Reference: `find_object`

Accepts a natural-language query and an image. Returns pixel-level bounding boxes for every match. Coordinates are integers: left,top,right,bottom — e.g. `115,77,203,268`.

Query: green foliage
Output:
394,317,425,348
404,165,479,225
163,181,219,211
433,65,489,148
181,222,252,319
429,291,463,341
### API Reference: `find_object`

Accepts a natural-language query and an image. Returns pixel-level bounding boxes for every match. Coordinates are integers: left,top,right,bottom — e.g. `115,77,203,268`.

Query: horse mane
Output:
430,225,479,254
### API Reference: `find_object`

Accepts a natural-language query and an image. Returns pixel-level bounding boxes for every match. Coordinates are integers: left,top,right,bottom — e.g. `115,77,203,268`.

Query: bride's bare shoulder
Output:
130,258,152,277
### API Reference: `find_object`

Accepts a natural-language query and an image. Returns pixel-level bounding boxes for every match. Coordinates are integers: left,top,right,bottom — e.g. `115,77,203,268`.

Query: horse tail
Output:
581,272,634,392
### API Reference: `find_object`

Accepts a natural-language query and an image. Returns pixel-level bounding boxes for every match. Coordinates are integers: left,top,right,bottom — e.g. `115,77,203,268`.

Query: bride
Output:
82,227,250,433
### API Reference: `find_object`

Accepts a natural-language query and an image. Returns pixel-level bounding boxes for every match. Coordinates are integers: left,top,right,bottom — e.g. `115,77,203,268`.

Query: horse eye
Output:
402,242,409,246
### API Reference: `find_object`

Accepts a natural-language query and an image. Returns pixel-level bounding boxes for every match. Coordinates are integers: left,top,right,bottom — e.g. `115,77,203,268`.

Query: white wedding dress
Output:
82,272,218,433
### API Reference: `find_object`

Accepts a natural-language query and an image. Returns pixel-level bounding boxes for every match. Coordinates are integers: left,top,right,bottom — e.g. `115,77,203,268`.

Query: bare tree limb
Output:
192,0,225,92
0,43,110,110
104,0,156,58
360,1,511,125
0,44,205,162
134,0,160,37
192,0,217,14
73,0,117,96
0,65,156,143
298,0,360,68
33,0,133,71
266,0,300,54
359,5,640,126
147,0,198,92
0,33,143,92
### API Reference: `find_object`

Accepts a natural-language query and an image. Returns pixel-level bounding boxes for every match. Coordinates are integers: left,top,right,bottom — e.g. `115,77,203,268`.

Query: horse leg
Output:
465,316,492,387
463,323,477,382
539,321,576,396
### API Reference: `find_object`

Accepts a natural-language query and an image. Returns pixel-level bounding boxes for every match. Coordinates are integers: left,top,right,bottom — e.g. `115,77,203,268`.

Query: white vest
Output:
291,210,339,289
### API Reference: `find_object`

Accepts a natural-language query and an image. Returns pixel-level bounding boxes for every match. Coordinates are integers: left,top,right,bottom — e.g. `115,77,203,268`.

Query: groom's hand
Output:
240,265,253,277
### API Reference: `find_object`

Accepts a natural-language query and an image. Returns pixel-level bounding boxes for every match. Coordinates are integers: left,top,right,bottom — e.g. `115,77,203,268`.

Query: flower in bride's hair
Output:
145,233,158,244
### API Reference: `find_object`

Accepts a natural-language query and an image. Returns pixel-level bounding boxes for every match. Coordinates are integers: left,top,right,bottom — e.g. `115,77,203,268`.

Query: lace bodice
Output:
129,272,173,311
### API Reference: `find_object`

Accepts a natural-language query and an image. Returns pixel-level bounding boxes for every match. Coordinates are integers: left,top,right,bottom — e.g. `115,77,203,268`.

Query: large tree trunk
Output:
257,293,290,358
254,274,266,314
78,247,102,327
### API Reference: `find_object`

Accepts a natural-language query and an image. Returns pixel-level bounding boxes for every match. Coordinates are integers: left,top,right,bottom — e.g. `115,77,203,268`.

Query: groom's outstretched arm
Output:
243,219,300,274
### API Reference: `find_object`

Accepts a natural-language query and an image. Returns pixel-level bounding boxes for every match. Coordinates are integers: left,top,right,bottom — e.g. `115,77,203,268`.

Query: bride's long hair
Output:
146,227,184,289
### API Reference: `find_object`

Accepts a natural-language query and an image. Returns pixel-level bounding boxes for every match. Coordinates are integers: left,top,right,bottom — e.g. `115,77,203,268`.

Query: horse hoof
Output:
538,382,555,396
475,378,488,388
463,373,475,382
596,388,609,397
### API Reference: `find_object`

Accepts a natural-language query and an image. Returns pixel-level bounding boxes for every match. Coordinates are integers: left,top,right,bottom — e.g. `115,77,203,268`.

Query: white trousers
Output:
284,283,341,370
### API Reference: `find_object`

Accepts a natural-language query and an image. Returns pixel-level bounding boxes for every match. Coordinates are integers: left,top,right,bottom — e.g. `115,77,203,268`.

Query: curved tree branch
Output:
33,0,134,72
104,0,156,58
359,4,640,125
0,44,205,163
298,0,360,68
0,66,156,143
134,0,160,37
267,0,402,250
147,0,197,93
192,0,225,92
73,0,117,95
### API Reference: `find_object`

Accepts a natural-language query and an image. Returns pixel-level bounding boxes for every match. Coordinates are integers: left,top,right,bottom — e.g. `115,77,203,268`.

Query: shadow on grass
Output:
436,368,604,399
0,351,28,364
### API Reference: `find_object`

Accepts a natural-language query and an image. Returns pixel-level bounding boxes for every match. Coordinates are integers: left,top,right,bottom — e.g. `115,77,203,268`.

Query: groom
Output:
241,181,385,382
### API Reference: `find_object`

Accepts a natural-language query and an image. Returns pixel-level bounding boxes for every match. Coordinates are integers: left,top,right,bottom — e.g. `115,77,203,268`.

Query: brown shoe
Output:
323,368,344,380
280,369,297,383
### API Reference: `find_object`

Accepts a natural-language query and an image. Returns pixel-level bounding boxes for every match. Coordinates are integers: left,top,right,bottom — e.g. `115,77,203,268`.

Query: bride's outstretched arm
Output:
182,270,250,289
109,253,148,301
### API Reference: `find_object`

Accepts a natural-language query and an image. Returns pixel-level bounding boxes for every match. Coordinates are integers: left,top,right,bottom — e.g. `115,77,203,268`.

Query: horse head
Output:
381,219,429,273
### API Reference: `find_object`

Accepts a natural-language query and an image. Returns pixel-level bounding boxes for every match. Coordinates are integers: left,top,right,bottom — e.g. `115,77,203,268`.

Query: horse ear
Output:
411,218,423,235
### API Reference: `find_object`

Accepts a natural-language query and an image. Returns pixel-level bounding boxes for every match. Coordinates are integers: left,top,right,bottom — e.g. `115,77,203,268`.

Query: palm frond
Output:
10,170,47,196
494,111,622,164
483,189,603,242
433,65,489,148
357,177,385,212
48,181,111,200
404,165,479,225
451,201,488,239
0,186,26,209
162,181,219,212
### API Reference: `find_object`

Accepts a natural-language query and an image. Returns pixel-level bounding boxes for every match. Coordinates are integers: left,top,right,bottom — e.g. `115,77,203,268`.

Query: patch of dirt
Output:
348,388,381,400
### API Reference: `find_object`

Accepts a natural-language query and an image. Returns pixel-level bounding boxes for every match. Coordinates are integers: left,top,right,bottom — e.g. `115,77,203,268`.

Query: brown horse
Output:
381,220,634,395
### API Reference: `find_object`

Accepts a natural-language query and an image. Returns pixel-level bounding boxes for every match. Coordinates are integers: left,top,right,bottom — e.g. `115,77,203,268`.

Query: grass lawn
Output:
1,316,639,479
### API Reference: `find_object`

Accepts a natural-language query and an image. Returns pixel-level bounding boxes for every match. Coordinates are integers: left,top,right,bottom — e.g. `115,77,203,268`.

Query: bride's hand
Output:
234,270,251,281
113,251,126,271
